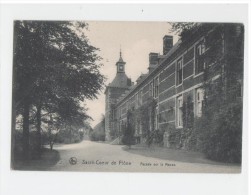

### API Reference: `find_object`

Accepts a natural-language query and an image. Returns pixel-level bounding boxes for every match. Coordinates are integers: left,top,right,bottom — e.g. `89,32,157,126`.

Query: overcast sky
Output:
83,21,179,127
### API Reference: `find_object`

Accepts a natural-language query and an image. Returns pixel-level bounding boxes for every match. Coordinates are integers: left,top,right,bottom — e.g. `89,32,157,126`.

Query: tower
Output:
104,50,132,141
116,49,126,73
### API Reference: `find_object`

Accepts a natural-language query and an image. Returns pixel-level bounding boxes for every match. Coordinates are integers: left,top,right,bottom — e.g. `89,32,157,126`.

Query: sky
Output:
83,21,179,127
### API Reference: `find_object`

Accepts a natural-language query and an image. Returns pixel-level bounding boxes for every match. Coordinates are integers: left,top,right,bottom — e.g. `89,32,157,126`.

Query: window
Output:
195,41,206,74
149,82,153,97
176,59,183,85
155,109,159,130
154,77,159,98
176,96,183,128
196,88,204,117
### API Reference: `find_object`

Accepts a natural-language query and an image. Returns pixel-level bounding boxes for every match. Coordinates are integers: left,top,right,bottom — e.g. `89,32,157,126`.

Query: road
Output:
46,140,241,173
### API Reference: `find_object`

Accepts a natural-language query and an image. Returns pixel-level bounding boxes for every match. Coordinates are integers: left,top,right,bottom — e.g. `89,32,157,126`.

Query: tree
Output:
90,115,105,142
168,22,198,42
12,21,105,160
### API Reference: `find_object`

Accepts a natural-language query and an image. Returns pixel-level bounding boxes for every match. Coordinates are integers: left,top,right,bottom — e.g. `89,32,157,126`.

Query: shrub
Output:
121,110,135,148
197,101,242,163
89,129,105,141
153,129,164,146
167,124,181,149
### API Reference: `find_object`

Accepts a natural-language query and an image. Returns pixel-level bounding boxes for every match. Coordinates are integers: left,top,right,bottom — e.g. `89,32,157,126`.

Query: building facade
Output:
104,23,243,147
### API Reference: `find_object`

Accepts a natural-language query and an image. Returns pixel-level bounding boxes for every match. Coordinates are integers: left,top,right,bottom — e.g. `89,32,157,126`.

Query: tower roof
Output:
108,49,131,88
109,73,131,88
117,48,124,63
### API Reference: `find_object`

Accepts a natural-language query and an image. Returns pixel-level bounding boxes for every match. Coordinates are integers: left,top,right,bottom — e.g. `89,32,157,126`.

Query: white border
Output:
0,3,249,195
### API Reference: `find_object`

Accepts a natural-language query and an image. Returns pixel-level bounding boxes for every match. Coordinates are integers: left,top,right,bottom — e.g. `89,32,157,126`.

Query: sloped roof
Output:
108,72,131,88
117,56,124,63
115,40,182,106
136,73,148,84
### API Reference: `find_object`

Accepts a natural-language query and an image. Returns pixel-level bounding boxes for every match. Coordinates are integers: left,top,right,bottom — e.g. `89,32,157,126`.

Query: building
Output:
104,23,243,148
104,51,132,140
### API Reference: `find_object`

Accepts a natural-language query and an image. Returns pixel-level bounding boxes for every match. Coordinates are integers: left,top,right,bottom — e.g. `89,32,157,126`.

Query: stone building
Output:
104,23,243,147
104,51,132,140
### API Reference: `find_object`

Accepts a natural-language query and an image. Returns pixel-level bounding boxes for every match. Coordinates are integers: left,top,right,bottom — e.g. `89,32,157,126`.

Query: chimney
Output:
163,35,173,55
148,52,159,73
127,78,132,86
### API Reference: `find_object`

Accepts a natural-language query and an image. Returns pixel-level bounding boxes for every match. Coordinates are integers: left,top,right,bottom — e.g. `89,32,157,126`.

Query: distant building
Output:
104,23,243,147
91,119,105,141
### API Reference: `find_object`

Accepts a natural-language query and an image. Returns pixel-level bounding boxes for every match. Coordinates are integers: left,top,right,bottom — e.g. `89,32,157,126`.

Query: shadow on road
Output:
12,148,60,171
122,145,241,167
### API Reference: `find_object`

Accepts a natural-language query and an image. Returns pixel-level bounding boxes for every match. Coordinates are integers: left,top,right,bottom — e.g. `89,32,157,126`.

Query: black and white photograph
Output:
11,21,244,173
0,3,250,195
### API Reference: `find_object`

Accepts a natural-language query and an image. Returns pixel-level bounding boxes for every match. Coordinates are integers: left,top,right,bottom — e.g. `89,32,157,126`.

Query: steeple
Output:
119,47,122,59
116,49,126,73
108,49,131,88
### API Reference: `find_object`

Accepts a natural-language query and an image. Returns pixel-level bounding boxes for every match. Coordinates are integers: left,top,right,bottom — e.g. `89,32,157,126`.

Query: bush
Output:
197,101,242,163
121,110,135,148
167,124,181,149
121,134,135,147
89,129,105,141
54,128,84,144
153,129,164,146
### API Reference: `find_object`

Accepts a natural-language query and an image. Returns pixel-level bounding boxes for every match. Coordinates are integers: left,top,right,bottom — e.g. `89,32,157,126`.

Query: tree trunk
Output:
22,99,30,160
36,104,42,157
50,141,53,150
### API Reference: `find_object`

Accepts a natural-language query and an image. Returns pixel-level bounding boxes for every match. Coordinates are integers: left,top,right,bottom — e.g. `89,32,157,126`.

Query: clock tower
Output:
104,49,132,141
116,50,126,73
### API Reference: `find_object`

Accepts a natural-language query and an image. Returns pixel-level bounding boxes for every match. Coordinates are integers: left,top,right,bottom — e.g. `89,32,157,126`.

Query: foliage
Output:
12,20,105,159
13,130,39,160
169,23,243,163
168,22,198,42
135,97,166,147
137,97,157,138
167,96,196,150
196,101,242,163
198,24,243,163
147,129,164,147
55,128,84,144
167,124,180,148
121,109,136,148
90,115,105,141
90,131,105,142
180,95,197,150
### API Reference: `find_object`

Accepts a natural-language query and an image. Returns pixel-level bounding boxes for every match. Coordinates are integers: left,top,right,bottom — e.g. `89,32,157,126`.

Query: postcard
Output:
11,20,244,173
